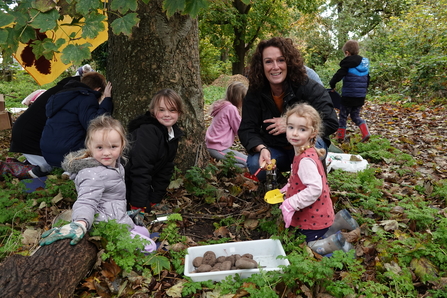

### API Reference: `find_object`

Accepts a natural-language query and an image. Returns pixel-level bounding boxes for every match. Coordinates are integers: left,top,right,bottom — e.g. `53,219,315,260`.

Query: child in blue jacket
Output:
329,40,370,142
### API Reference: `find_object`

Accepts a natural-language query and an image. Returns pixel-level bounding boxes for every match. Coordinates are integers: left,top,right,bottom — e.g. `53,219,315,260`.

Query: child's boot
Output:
323,209,359,238
359,122,370,142
336,127,346,143
307,231,353,256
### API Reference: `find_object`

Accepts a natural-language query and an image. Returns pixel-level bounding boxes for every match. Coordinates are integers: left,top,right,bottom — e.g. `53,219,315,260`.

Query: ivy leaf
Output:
110,13,139,36
61,42,92,65
184,0,208,18
0,12,15,27
76,0,102,16
163,0,186,17
32,0,57,12
82,13,106,39
110,0,138,14
145,255,170,275
29,9,59,31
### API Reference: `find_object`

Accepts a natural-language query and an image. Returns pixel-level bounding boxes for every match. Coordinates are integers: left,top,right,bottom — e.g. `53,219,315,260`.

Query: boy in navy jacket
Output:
330,40,370,142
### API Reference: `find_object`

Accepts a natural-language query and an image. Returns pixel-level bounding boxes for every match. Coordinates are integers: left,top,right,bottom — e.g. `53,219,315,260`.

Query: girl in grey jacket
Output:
39,115,156,253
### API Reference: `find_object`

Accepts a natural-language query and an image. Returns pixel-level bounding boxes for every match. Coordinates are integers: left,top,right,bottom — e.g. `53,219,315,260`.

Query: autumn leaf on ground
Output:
101,260,121,282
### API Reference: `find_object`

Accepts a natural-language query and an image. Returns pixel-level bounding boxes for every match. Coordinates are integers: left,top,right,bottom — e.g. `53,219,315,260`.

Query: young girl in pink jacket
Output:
205,82,248,168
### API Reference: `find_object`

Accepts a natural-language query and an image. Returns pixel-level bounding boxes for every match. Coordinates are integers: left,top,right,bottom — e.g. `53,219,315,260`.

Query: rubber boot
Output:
359,122,370,142
323,209,359,238
307,231,354,256
336,127,346,143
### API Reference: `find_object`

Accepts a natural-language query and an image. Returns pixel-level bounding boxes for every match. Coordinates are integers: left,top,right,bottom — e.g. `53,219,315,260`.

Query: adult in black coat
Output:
9,76,81,175
238,37,338,182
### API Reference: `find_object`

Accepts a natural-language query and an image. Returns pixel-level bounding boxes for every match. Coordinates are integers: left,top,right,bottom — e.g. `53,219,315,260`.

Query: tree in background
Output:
198,0,321,77
323,0,414,49
364,0,447,99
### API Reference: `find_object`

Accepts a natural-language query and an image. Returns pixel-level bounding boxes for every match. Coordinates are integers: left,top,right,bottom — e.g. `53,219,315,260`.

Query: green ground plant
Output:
183,164,218,202
218,151,243,178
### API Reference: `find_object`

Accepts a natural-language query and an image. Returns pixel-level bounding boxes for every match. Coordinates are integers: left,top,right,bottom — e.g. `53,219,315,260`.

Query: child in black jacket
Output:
125,89,184,224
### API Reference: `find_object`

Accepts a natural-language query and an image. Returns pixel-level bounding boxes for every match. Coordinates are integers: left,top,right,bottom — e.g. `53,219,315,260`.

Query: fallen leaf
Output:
213,226,230,238
379,219,399,231
21,228,41,247
341,227,360,242
384,261,402,275
410,257,438,281
243,218,259,230
165,280,186,297
101,260,121,282
51,191,64,204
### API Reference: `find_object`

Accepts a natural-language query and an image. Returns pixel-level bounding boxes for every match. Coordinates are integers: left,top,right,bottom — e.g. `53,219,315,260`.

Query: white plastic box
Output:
184,239,290,282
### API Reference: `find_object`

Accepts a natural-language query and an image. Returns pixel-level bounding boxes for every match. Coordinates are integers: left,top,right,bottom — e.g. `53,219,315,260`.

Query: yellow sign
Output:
13,15,108,86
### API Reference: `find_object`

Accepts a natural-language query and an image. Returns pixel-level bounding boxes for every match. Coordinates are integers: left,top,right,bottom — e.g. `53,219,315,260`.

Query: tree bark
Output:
108,0,208,171
0,238,97,298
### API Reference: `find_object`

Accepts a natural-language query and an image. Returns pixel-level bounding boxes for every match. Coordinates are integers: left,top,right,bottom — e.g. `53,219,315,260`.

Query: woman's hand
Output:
255,145,271,171
264,117,286,135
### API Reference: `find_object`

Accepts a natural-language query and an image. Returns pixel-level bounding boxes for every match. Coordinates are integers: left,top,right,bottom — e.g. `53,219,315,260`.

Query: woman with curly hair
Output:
238,37,338,182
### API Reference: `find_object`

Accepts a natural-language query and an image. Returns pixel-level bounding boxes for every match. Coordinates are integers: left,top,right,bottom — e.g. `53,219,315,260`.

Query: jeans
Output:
338,105,364,127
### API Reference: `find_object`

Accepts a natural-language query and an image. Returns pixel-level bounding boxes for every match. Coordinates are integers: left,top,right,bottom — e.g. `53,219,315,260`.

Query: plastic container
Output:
184,239,290,282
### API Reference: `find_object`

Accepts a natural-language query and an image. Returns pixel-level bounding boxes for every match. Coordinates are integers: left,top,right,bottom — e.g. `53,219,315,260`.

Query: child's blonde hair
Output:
149,89,184,117
284,103,326,157
68,115,128,163
225,81,247,110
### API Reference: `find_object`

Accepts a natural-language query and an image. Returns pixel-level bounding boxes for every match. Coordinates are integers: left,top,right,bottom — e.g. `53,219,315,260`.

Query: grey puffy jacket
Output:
62,150,134,230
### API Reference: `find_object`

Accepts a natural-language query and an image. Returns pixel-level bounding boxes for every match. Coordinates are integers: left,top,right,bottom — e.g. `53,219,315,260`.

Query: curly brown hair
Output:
248,37,307,91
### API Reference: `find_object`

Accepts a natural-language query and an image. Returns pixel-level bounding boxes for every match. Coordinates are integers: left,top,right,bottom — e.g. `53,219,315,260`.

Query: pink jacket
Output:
205,100,241,151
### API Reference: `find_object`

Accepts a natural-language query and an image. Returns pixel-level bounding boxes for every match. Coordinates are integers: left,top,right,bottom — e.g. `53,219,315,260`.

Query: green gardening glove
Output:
127,209,145,226
39,222,87,246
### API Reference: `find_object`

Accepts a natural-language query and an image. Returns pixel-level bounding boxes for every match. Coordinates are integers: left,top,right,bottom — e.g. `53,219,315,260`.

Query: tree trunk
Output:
232,32,246,75
0,238,97,298
108,0,208,171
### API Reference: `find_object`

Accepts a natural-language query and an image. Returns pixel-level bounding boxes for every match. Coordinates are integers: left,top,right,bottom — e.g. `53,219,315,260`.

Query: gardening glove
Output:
279,199,295,228
127,208,145,226
39,222,87,246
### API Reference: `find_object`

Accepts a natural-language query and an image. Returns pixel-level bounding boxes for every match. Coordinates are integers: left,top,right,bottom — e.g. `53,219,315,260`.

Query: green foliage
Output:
159,213,185,245
203,85,226,105
182,279,215,296
183,164,218,199
0,228,22,262
198,0,318,75
363,0,447,100
219,151,243,178
0,0,208,66
0,71,41,108
353,136,416,166
199,37,231,84
431,180,447,203
158,213,187,274
90,219,165,273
